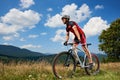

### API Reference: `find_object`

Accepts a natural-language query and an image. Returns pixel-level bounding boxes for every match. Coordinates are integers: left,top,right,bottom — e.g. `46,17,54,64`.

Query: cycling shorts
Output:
74,34,86,45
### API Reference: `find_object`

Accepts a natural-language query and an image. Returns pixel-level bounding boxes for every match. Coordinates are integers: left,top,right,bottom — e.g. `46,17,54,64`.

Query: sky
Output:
0,0,120,54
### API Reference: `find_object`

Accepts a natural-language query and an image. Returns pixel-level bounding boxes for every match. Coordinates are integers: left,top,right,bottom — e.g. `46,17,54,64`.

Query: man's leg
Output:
73,44,79,62
82,45,93,63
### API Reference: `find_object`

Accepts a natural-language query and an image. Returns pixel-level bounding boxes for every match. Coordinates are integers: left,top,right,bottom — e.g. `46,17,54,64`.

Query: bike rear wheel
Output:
85,53,100,75
52,51,76,79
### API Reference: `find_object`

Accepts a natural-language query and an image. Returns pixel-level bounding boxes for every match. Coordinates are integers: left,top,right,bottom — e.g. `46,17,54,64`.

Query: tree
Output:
99,18,120,61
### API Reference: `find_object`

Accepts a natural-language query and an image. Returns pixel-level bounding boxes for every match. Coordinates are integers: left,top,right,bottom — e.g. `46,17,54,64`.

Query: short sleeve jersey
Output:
66,21,85,37
66,21,86,45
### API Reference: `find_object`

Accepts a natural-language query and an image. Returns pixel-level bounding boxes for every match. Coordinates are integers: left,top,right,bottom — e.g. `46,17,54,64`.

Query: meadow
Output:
0,61,120,80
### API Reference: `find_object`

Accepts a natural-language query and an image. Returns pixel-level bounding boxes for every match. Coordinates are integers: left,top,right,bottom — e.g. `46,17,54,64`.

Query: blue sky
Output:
0,0,120,54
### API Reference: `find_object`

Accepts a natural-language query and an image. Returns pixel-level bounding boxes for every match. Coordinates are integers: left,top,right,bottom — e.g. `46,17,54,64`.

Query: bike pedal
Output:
88,63,93,70
76,61,81,67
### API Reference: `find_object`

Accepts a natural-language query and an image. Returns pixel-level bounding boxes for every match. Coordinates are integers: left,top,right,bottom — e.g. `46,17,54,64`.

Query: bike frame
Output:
52,43,99,78
67,44,89,68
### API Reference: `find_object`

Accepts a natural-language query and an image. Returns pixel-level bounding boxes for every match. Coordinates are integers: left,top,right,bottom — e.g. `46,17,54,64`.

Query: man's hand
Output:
78,38,81,42
63,41,68,46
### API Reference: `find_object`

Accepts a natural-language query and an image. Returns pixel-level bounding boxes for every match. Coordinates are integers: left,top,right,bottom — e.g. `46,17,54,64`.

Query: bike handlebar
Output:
66,43,74,46
66,43,92,46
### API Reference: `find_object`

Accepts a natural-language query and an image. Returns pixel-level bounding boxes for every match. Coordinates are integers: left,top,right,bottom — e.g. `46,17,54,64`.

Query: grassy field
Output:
0,61,120,80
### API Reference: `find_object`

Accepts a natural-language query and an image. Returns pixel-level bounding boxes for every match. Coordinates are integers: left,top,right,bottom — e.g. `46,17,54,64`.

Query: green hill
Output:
0,45,107,63
0,45,45,58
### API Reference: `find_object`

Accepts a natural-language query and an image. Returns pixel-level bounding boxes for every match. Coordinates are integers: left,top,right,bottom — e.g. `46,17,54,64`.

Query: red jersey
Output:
66,21,85,36
66,21,86,45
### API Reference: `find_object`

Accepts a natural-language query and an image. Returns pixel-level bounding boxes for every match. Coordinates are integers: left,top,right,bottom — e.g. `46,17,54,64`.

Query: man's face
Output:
62,18,67,24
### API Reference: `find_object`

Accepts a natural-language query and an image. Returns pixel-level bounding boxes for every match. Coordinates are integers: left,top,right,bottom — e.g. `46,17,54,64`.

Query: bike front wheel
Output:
52,51,76,79
85,53,100,75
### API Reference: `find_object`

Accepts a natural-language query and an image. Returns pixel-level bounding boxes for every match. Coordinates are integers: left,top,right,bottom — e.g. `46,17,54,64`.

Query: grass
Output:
0,61,120,80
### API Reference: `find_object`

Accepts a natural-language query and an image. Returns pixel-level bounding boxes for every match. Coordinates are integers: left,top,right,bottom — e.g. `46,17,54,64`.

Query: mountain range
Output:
0,44,107,62
0,45,45,58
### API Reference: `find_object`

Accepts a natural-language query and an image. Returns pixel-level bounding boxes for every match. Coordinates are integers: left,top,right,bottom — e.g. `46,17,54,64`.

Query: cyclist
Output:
61,15,93,69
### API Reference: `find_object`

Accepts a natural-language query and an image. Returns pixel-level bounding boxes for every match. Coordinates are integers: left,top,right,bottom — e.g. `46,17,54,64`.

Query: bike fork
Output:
64,54,71,67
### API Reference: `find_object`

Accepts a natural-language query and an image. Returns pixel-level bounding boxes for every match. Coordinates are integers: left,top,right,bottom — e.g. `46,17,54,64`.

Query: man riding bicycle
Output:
61,15,93,69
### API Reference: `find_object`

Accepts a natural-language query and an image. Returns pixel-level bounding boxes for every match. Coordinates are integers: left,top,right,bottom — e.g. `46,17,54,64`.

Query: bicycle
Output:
52,43,100,79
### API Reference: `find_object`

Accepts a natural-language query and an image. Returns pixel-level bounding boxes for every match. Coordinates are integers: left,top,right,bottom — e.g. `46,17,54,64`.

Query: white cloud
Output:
0,8,41,40
62,3,91,22
1,8,41,29
44,14,63,28
95,5,104,10
83,17,109,37
0,23,19,34
21,44,41,49
28,34,39,38
40,32,47,35
20,0,35,9
3,36,13,41
20,38,26,41
51,29,74,43
47,8,53,11
2,33,19,41
51,29,66,42
2,43,10,45
44,3,91,28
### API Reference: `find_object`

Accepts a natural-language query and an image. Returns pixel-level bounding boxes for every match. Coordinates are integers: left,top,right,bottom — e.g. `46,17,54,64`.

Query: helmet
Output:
61,15,70,20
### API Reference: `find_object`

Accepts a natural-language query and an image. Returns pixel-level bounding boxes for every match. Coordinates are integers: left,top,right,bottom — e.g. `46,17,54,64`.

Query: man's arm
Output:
66,32,69,42
72,25,81,41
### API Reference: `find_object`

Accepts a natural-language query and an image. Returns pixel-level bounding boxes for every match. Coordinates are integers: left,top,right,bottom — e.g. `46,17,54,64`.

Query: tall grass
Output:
0,61,120,80
0,61,55,80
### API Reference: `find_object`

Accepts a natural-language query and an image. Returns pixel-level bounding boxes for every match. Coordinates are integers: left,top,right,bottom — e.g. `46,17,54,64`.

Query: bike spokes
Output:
52,52,76,79
85,54,100,75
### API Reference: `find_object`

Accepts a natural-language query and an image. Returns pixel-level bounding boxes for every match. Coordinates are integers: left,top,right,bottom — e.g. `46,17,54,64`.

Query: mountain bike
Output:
52,43,100,79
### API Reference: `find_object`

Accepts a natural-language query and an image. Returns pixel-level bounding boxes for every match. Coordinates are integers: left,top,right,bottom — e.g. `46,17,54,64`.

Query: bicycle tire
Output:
52,51,76,79
85,53,100,75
